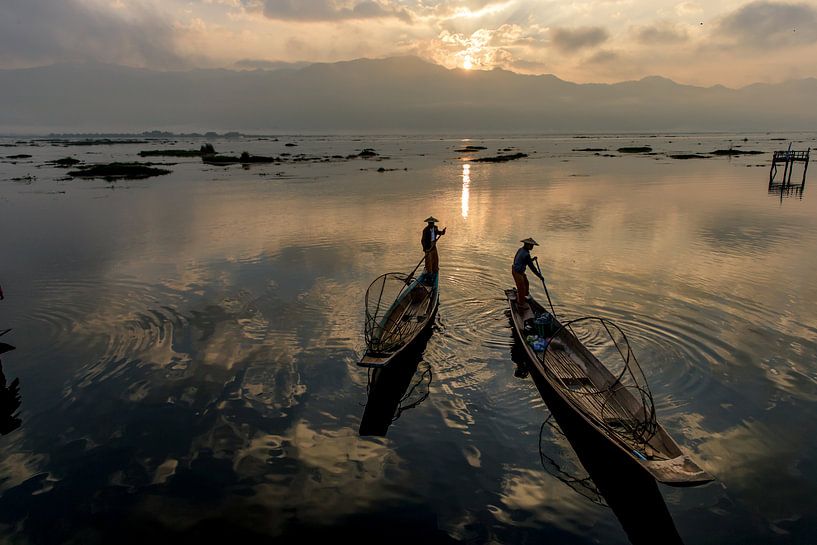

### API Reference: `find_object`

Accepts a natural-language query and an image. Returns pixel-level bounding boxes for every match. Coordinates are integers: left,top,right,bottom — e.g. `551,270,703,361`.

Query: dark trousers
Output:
425,247,439,273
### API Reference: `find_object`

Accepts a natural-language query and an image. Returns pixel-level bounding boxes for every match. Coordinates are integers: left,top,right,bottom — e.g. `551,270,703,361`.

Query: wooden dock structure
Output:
769,144,810,187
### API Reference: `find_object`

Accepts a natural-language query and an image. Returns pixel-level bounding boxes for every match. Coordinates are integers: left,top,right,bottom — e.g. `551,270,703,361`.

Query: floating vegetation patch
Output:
455,145,487,152
67,162,172,180
471,152,528,163
573,148,607,152
47,157,82,167
9,175,36,183
617,146,653,153
347,148,379,159
203,151,276,165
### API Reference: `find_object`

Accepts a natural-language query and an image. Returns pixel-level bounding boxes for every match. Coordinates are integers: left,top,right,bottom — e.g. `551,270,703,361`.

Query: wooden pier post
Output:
769,144,809,188
783,143,792,184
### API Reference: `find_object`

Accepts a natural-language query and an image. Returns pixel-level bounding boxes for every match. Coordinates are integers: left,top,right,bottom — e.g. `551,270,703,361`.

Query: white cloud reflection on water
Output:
243,421,407,522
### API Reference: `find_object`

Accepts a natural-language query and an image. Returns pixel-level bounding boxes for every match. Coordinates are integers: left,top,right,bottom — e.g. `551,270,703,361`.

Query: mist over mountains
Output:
1,56,815,133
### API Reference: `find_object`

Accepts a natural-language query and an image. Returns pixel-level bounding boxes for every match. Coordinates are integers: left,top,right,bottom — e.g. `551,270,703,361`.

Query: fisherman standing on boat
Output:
422,217,446,281
512,238,543,310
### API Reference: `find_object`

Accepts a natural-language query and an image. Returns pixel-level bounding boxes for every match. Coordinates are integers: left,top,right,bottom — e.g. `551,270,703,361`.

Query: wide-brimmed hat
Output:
521,237,539,246
424,216,439,223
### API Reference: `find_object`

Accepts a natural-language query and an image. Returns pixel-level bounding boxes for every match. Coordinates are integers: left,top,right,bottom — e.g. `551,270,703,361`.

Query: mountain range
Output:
1,56,815,133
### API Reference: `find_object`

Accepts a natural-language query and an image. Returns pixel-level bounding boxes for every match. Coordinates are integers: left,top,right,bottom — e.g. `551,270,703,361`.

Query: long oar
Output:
406,254,426,281
407,233,444,281
533,257,557,319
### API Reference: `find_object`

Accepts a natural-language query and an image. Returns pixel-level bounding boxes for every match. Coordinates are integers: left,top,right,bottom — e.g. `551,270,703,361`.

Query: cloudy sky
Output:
1,0,816,86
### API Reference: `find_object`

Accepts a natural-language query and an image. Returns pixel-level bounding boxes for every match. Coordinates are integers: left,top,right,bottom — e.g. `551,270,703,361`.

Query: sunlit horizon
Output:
2,1,817,87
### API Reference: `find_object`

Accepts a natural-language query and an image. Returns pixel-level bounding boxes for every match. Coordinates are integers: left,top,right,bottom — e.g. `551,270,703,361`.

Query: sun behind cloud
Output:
3,0,817,86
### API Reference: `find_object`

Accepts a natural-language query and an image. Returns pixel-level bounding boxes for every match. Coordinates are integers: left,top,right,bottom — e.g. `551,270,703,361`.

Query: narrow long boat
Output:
506,288,713,487
359,272,439,368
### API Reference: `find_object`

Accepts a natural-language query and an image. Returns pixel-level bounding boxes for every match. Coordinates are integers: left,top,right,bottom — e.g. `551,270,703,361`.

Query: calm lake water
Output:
1,133,816,544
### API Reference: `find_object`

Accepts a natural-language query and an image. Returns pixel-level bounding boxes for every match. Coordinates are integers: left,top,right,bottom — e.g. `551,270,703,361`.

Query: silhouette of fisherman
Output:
421,216,446,283
512,237,544,310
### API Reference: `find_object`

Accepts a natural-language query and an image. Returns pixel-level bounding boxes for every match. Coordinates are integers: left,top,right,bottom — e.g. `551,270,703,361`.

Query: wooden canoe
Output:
359,272,439,368
506,288,713,487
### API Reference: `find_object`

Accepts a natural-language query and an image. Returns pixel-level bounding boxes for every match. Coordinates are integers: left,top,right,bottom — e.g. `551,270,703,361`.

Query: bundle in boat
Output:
359,272,438,368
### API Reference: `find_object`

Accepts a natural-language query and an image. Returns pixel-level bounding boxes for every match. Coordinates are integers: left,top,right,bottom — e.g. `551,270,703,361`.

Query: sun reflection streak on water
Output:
461,163,470,219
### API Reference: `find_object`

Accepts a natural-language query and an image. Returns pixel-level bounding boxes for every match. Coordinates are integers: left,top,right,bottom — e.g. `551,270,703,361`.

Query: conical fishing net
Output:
540,316,659,454
364,273,434,355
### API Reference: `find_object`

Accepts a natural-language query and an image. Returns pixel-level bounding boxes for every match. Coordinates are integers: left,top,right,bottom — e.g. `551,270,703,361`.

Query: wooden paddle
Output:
533,257,558,319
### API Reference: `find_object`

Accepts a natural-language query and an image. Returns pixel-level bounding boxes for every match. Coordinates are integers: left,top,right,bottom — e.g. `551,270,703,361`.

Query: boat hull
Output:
506,288,713,487
359,273,439,368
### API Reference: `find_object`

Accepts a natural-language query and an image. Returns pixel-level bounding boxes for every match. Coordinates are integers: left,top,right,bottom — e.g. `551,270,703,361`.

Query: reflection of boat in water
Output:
359,325,433,436
359,271,439,368
506,288,712,487
0,334,21,436
511,339,685,545
540,390,685,544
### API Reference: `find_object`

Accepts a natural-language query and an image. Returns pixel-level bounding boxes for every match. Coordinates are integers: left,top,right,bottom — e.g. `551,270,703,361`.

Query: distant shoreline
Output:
2,130,816,139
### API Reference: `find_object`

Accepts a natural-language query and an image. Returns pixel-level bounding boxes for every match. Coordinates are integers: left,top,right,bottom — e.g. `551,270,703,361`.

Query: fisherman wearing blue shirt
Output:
512,238,543,310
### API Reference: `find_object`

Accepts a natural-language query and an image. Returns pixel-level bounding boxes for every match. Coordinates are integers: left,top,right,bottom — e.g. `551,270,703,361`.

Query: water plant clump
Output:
67,162,172,180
